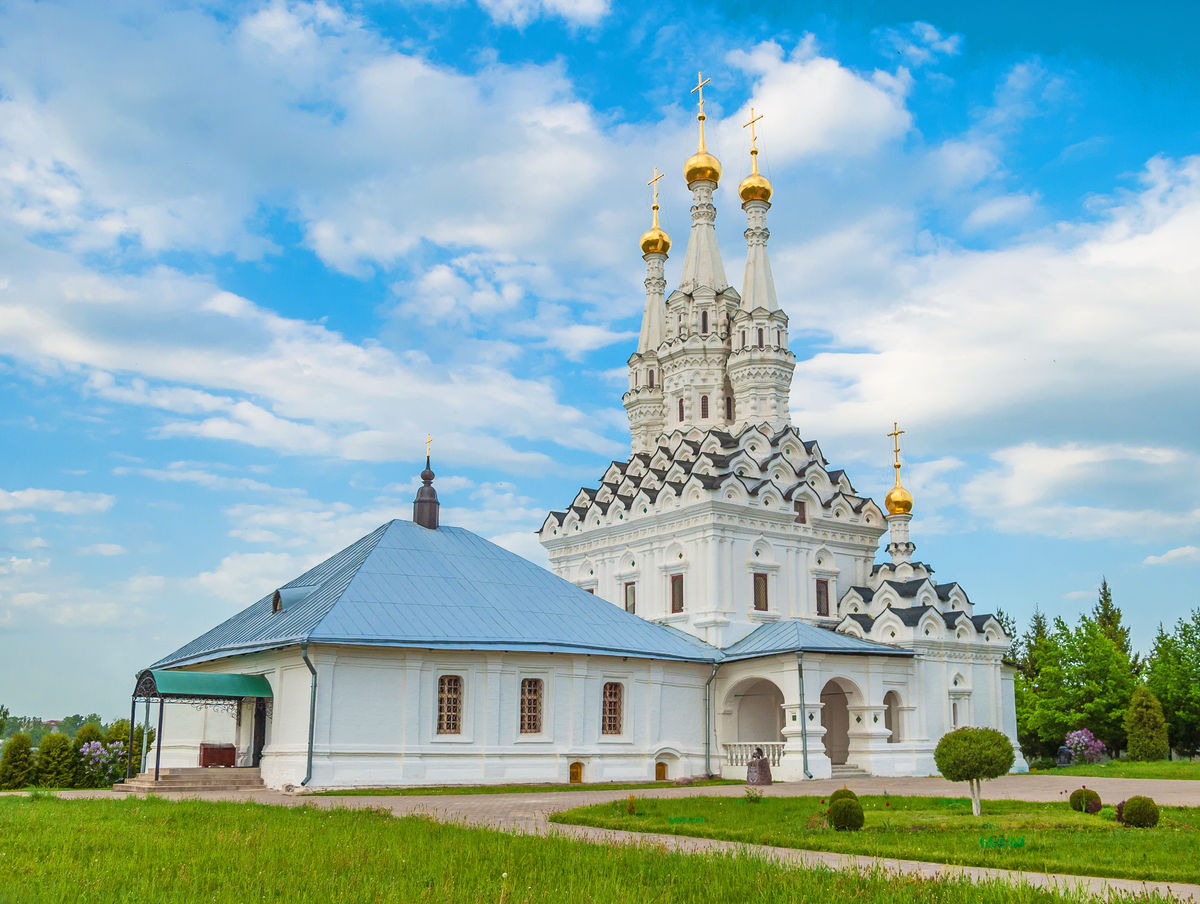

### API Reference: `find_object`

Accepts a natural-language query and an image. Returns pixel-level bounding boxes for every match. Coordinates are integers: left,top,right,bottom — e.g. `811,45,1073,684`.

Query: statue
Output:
746,746,773,786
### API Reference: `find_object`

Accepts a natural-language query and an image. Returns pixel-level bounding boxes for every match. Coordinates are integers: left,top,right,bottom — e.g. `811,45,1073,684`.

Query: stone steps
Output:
830,763,871,779
114,767,264,793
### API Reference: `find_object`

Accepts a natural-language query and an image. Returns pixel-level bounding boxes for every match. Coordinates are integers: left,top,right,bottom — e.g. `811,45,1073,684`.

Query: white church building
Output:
131,86,1024,791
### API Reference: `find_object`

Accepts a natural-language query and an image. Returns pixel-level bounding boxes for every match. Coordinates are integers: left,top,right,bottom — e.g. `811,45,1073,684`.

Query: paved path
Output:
27,775,1200,901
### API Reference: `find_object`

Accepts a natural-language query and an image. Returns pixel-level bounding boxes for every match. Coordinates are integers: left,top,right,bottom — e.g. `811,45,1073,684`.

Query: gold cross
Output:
691,71,711,117
647,167,664,226
425,433,432,457
887,421,905,467
742,106,763,151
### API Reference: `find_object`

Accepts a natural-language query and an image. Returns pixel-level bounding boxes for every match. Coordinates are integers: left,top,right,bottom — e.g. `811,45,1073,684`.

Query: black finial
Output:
413,454,439,530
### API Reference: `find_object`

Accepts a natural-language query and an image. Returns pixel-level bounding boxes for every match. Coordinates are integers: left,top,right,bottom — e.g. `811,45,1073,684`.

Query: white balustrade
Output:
722,741,784,766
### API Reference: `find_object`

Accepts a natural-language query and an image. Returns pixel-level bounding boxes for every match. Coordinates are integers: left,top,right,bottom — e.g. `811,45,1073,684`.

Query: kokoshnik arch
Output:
129,75,1024,790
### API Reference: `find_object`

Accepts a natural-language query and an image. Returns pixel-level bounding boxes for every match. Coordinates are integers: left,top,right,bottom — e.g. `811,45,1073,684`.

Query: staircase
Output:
830,763,870,780
114,767,265,794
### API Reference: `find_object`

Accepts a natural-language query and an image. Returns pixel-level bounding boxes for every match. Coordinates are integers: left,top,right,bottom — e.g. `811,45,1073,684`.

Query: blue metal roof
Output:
720,619,913,661
153,520,721,668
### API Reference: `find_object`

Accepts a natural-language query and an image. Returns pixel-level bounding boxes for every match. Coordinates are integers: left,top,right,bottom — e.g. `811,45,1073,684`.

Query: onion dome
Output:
885,480,913,516
684,150,722,186
739,170,772,203
640,224,671,255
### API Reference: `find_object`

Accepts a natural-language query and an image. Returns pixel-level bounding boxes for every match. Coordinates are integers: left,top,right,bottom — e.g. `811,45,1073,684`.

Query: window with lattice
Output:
436,674,462,734
624,582,636,614
700,395,709,418
753,573,768,611
670,574,684,613
815,579,829,617
519,678,543,734
601,682,623,735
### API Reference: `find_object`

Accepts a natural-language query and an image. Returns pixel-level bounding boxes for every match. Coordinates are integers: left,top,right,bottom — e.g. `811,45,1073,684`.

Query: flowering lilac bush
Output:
1064,729,1106,764
78,740,127,787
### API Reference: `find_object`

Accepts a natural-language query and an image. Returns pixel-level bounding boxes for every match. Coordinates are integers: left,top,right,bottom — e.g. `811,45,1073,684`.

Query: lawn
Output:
0,795,1171,904
551,793,1200,885
311,778,740,796
1030,760,1200,780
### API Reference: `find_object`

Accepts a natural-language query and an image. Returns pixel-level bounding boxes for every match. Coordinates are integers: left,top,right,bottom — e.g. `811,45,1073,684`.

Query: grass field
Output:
1029,760,1200,780
551,793,1200,884
0,795,1172,904
311,778,740,796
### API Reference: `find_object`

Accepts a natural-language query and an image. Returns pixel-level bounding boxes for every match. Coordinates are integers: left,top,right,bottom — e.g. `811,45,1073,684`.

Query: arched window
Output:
757,328,764,348
884,690,901,743
700,395,709,418
725,396,733,420
678,399,684,422
602,682,624,735
648,369,655,389
776,329,781,346
740,330,746,348
437,675,462,734
520,678,543,734
701,310,709,334
753,573,768,611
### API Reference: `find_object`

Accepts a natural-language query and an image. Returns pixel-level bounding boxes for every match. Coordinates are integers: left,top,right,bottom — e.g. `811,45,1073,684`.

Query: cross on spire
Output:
743,106,764,173
691,71,711,152
648,166,664,226
888,421,905,478
425,433,433,458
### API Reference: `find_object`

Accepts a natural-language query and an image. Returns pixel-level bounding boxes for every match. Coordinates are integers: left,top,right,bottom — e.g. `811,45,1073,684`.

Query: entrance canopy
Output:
133,668,273,701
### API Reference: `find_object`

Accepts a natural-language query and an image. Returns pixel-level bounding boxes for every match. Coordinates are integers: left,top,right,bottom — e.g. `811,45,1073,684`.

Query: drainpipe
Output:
796,652,812,779
704,663,720,777
300,643,317,787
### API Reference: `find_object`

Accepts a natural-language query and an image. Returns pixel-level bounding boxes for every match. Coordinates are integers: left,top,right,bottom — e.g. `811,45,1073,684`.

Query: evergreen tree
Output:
1147,610,1200,757
0,704,8,736
35,732,76,788
1125,685,1170,761
1014,608,1060,758
993,609,1018,640
0,732,36,790
1093,579,1138,672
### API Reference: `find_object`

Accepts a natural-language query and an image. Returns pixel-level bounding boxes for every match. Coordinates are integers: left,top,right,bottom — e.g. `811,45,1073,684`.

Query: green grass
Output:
1029,760,1200,780
0,796,1170,904
311,778,740,796
551,793,1200,885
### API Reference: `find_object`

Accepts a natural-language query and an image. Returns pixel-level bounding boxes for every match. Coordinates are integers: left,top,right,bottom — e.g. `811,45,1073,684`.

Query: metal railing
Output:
722,741,785,766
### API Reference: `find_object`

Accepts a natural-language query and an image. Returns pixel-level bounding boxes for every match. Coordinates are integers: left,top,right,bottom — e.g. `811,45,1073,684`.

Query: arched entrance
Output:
731,678,785,742
883,690,901,744
820,678,860,766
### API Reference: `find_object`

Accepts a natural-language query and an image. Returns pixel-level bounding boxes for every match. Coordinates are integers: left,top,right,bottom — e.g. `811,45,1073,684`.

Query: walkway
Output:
38,774,1200,901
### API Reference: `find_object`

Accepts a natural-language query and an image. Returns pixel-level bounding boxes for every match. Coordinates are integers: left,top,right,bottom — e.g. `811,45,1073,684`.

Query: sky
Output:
1,0,1197,718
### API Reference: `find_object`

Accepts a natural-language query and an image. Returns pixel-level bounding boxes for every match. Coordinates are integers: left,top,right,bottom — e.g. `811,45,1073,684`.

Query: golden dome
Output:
640,225,671,255
885,482,913,515
739,171,772,202
684,150,721,185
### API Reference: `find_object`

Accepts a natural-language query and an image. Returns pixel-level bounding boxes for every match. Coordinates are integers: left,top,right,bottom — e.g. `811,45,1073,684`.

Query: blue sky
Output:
1,0,1197,717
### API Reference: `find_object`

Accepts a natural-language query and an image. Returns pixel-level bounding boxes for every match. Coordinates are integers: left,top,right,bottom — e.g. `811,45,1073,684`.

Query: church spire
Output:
884,422,915,564
678,71,728,295
637,167,669,354
412,435,440,530
738,107,779,314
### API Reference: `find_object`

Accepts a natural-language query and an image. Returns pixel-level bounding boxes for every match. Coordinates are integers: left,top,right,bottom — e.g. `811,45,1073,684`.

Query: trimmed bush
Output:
934,727,1015,817
828,797,864,831
0,732,36,790
1121,796,1160,828
35,732,75,788
828,787,858,805
1126,686,1170,762
1069,787,1101,812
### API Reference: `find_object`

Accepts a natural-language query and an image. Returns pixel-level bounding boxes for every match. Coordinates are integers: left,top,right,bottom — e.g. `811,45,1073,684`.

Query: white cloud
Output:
78,543,127,556
114,463,289,494
476,0,610,27
963,192,1039,230
1143,546,1200,566
0,487,115,514
877,22,963,67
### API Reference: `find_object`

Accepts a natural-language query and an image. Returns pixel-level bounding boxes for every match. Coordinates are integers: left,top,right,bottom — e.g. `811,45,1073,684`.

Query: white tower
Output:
884,421,916,565
727,107,795,432
624,168,671,453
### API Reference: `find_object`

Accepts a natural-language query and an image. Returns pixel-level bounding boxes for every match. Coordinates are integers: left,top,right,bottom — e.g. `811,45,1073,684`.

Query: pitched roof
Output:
721,619,912,661
152,520,721,669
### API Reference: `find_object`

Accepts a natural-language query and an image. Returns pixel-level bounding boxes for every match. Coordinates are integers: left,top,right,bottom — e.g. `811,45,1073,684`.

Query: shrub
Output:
34,732,75,788
1125,686,1170,762
828,787,858,805
1121,796,1160,828
72,724,106,787
1068,787,1101,812
78,740,127,788
744,786,763,804
1064,729,1106,764
828,797,864,831
625,794,636,815
934,727,1015,817
0,732,36,789
1028,756,1056,771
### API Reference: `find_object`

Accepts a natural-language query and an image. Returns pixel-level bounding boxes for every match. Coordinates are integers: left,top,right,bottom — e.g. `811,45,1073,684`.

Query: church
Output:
130,81,1024,791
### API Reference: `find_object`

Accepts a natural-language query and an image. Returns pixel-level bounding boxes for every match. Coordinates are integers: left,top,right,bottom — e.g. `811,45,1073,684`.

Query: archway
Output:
883,690,901,744
820,678,860,766
729,678,785,742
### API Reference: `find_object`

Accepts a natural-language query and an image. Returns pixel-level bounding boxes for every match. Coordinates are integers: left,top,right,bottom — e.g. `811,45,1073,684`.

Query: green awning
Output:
134,669,273,700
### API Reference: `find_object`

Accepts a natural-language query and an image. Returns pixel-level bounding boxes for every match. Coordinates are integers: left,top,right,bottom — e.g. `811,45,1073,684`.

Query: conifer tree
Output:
1125,685,1170,761
0,732,36,790
1147,610,1200,757
35,732,76,788
1093,579,1138,672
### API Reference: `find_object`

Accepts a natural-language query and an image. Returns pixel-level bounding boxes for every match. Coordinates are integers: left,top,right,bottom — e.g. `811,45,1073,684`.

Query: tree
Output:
35,732,76,788
1147,610,1200,757
0,705,8,737
72,723,106,787
0,733,36,790
1093,579,1139,674
993,609,1018,641
935,727,1015,816
1125,685,1170,761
